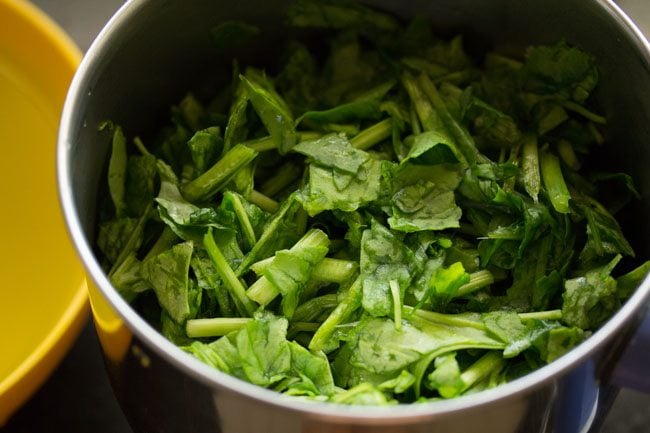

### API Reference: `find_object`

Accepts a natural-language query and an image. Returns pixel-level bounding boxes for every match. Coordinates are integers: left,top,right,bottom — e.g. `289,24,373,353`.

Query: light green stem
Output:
246,276,276,306
459,351,504,390
456,270,495,297
185,317,251,338
229,193,257,248
143,226,177,262
540,149,571,214
309,277,362,352
561,100,606,124
521,134,540,202
204,229,257,316
518,310,563,321
246,229,330,306
250,190,279,213
350,118,393,150
245,131,321,152
181,144,257,202
251,257,357,284
292,294,339,322
260,162,302,197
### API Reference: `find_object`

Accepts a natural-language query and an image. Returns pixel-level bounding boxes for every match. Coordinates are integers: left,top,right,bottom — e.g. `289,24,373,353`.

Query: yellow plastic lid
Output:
0,0,87,424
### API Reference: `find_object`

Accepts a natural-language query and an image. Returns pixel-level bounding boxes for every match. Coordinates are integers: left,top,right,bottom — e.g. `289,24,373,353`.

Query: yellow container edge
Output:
0,0,86,425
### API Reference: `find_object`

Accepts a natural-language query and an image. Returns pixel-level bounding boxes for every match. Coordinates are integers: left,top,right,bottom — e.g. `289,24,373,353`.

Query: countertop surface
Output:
3,1,650,432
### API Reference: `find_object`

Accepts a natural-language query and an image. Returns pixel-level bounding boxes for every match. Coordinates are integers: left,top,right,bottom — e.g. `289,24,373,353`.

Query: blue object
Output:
554,361,599,433
611,311,650,393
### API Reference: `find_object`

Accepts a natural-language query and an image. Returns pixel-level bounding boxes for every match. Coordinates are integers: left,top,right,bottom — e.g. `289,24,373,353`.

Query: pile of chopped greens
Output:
96,0,649,405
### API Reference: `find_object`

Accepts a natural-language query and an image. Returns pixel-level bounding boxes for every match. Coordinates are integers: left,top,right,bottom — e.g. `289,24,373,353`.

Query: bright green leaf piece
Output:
562,255,622,330
385,163,464,233
293,133,369,174
298,158,382,216
236,313,292,386
288,341,336,397
360,221,422,317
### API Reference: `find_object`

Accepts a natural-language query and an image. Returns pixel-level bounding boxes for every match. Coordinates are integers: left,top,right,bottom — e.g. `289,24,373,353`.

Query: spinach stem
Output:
518,310,563,321
108,126,127,218
259,162,302,197
459,351,504,390
409,103,422,135
252,256,357,284
309,277,362,352
456,270,495,297
406,307,486,330
186,317,251,338
390,280,402,330
350,118,393,150
244,131,321,152
401,71,439,132
235,195,299,276
288,321,321,337
133,136,153,157
108,203,152,277
417,73,486,165
191,254,235,318
229,192,257,248
521,134,541,202
181,144,258,202
245,229,331,306
249,256,274,275
310,258,359,283
244,135,277,152
538,105,568,135
250,190,279,213
557,139,581,170
561,100,606,124
246,276,276,306
204,228,257,316
292,294,339,322
143,226,177,261
540,149,571,213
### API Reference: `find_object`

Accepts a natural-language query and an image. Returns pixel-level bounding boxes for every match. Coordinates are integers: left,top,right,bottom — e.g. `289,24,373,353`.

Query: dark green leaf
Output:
188,127,223,176
125,154,158,217
109,253,148,301
287,0,400,33
616,261,650,299
141,241,194,324
210,21,260,52
240,74,297,154
97,218,140,264
524,41,598,103
108,126,128,217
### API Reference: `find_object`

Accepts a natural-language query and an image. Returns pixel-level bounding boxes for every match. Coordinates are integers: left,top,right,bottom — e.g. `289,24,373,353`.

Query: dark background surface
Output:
3,1,650,432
